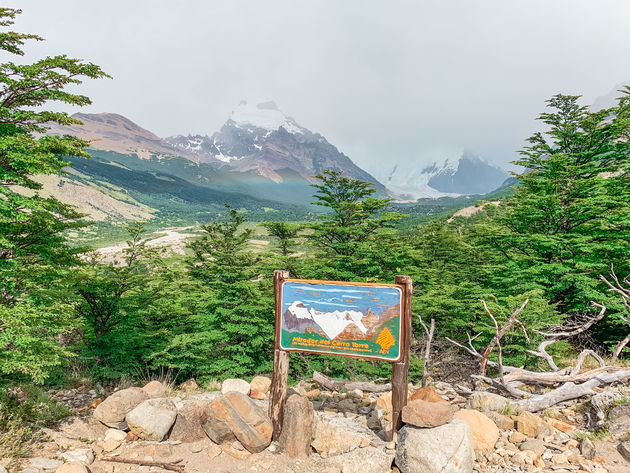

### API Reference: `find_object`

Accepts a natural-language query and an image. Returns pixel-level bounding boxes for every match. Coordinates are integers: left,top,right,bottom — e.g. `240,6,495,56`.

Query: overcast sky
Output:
7,1,630,174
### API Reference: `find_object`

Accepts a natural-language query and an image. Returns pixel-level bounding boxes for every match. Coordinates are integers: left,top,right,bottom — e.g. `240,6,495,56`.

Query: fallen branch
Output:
312,370,391,393
99,456,184,473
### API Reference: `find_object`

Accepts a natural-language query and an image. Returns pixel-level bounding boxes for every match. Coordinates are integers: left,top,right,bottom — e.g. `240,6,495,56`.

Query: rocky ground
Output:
2,378,630,473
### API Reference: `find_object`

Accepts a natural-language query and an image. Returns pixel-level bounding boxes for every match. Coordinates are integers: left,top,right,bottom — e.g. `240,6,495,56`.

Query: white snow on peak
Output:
286,300,368,340
230,100,303,134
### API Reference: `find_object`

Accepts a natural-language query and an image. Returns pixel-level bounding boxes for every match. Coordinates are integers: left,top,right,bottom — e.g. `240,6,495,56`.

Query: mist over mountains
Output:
41,100,515,224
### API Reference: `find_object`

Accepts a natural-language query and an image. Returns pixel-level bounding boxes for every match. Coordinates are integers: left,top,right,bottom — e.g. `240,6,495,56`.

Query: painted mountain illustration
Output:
282,300,399,341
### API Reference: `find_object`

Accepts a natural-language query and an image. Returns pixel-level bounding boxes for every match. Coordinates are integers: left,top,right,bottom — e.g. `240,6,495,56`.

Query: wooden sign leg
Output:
270,270,290,441
269,348,289,440
391,275,413,440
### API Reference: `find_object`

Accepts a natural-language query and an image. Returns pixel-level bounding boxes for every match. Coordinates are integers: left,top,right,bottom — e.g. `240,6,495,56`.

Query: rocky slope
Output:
10,376,629,473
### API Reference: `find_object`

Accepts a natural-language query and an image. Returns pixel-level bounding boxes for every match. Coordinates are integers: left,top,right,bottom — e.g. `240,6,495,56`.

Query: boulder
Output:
200,405,236,444
546,418,575,433
279,393,314,458
250,376,271,399
55,463,89,473
467,391,518,414
454,409,499,453
126,397,177,441
93,387,149,429
209,391,272,453
169,400,211,442
58,449,94,465
329,446,395,473
519,438,545,456
618,440,630,462
395,419,474,473
607,403,630,440
409,386,448,403
102,428,126,452
516,411,549,437
58,417,107,443
402,399,454,428
221,378,250,396
142,380,168,399
178,379,199,393
312,412,378,457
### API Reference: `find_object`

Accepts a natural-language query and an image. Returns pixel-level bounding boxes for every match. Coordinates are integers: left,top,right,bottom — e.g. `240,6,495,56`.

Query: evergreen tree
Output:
0,8,108,382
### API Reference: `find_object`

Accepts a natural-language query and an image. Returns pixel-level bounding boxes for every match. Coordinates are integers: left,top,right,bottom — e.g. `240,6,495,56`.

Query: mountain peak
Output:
229,100,303,134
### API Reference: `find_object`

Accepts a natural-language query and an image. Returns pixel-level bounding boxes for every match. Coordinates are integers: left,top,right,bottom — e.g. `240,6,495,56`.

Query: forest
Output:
1,7,630,457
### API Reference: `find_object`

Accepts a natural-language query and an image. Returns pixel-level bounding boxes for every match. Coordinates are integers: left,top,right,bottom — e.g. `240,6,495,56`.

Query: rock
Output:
58,416,107,442
581,437,596,460
546,418,575,433
519,439,545,456
125,397,177,441
221,378,250,396
201,403,236,444
279,394,314,458
178,379,199,393
484,411,515,430
607,403,630,440
376,393,392,412
619,440,630,462
170,400,211,442
58,449,94,465
395,419,474,473
0,465,6,473
312,412,379,457
338,398,357,413
516,411,548,437
102,427,126,451
409,386,448,403
209,391,272,453
250,376,271,396
509,431,526,444
467,391,519,414
402,399,454,428
29,458,63,470
55,463,89,473
329,446,395,473
93,387,149,429
142,380,168,398
22,469,39,473
454,409,499,453
609,402,630,420
222,444,251,459
306,388,322,399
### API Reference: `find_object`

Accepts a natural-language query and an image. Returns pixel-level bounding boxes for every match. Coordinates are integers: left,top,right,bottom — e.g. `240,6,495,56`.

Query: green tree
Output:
0,8,109,382
308,170,406,280
487,94,630,316
156,207,274,379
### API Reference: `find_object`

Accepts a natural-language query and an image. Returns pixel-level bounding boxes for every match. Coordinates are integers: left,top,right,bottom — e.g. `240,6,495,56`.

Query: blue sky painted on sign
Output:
282,282,401,316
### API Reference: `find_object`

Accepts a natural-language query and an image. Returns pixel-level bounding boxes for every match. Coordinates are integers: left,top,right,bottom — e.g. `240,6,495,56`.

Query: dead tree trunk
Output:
418,314,435,387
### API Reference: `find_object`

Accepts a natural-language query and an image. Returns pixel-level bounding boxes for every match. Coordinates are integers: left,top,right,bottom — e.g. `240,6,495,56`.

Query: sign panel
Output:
279,279,404,361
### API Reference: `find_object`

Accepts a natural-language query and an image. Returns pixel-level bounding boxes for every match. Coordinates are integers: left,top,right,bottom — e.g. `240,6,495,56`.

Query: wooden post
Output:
269,270,290,440
391,275,413,439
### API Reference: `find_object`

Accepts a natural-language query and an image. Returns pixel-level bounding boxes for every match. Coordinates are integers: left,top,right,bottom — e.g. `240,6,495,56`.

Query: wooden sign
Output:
279,280,404,361
269,272,413,443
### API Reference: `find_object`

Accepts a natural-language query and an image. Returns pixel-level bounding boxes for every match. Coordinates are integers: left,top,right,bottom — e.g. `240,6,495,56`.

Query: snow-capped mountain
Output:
165,101,386,191
381,151,508,199
283,300,368,340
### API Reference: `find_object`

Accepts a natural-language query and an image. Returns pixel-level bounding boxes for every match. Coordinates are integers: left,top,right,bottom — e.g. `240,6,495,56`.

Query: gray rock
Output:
221,378,250,395
28,458,63,470
93,387,149,429
581,437,596,460
58,448,94,465
170,400,212,442
609,402,630,421
312,412,380,457
126,397,177,441
519,439,545,456
0,464,7,473
328,445,394,473
619,440,630,463
395,419,474,473
467,391,519,414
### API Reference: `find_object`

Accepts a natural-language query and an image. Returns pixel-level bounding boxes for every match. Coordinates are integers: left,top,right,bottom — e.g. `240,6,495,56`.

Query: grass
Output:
0,384,71,459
